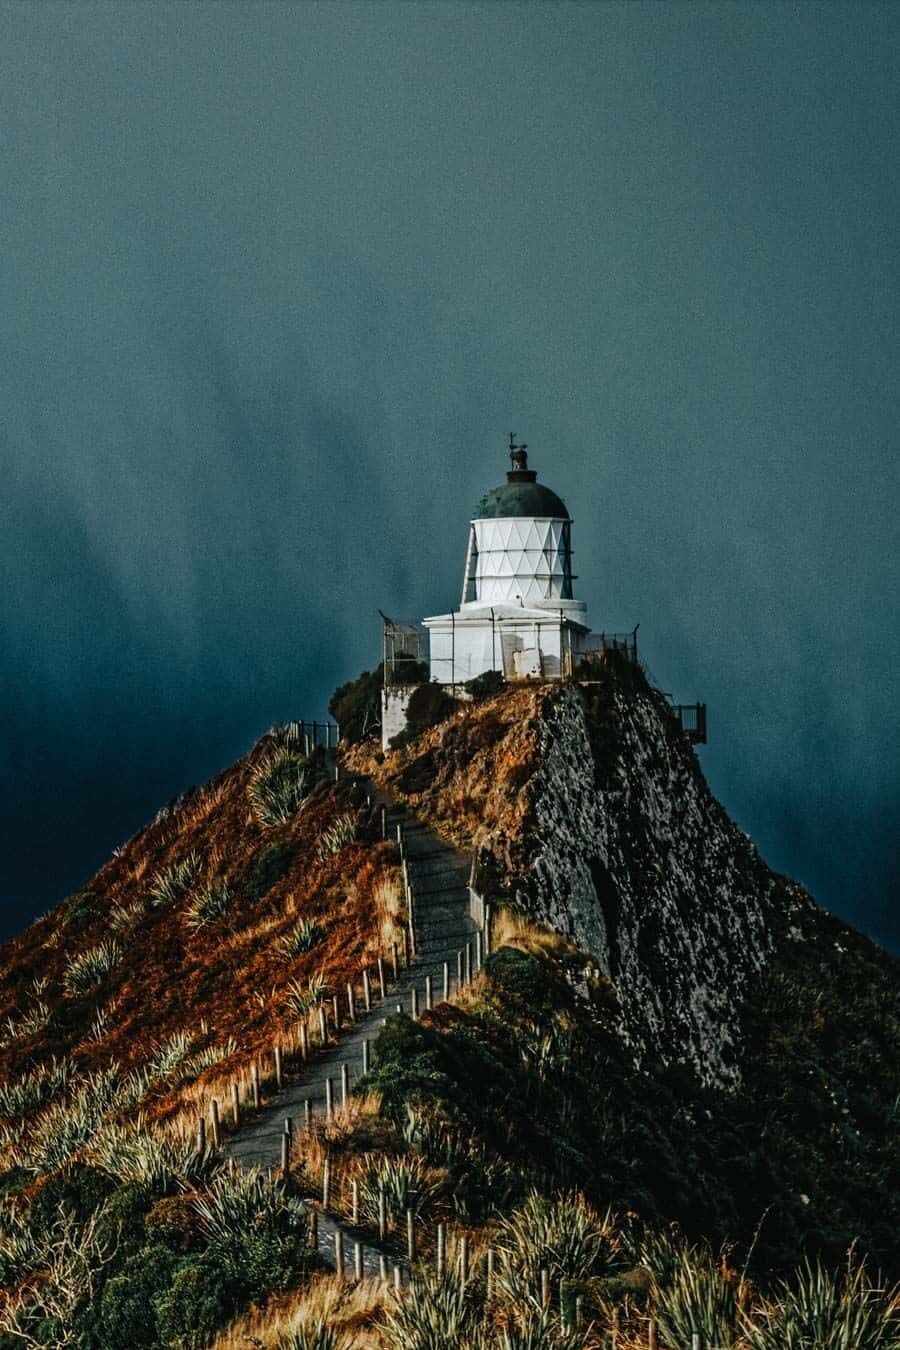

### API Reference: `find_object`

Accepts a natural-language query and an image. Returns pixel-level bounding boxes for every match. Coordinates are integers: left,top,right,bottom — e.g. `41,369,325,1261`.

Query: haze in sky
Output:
2,2,898,949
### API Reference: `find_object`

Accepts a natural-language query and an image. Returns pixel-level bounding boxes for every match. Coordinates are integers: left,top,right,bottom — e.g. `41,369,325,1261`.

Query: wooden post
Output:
332,993,341,1032
393,1264,401,1295
425,974,432,1011
325,1077,334,1120
396,823,403,846
475,929,483,971
196,1115,206,1152
691,1336,700,1350
274,1043,283,1089
322,1159,331,1208
280,1131,290,1177
362,968,372,1012
304,1099,312,1132
309,1208,318,1250
458,1235,469,1283
457,950,464,987
347,982,356,1022
334,763,339,782
334,1228,344,1279
284,1115,293,1141
647,1318,658,1350
340,1062,349,1108
318,1006,328,1045
391,943,399,982
406,1209,416,1264
378,1190,386,1239
231,1081,240,1128
354,1240,364,1281
377,956,386,997
300,1022,309,1060
436,1222,445,1276
251,1063,260,1110
465,943,472,985
210,1099,221,1149
486,1248,494,1299
541,1268,549,1307
410,986,419,1020
351,1179,359,1226
362,1038,370,1075
380,804,387,838
401,928,409,969
443,961,450,1002
576,1295,584,1330
379,1253,388,1282
485,901,492,955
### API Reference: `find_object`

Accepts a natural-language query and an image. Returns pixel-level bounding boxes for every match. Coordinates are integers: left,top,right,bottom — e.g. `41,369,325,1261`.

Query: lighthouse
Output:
423,436,590,684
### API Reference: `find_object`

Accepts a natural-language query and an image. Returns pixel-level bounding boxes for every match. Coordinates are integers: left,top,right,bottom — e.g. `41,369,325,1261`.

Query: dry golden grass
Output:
210,1273,389,1349
491,908,580,962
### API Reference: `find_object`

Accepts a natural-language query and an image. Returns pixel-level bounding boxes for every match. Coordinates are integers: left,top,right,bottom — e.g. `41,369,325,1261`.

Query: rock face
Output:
510,677,793,1088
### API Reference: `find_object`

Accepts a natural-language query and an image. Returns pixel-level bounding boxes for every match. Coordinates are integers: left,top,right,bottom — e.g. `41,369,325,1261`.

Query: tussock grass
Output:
149,849,201,908
210,1274,385,1349
351,1153,443,1231
186,878,234,929
741,1255,900,1350
0,1057,73,1119
281,919,326,958
12,1064,130,1173
647,1237,746,1349
286,973,328,1016
494,1192,623,1309
316,814,359,860
62,939,122,996
374,874,405,953
0,1000,52,1047
109,896,147,933
192,1167,311,1291
249,749,315,826
89,1119,219,1187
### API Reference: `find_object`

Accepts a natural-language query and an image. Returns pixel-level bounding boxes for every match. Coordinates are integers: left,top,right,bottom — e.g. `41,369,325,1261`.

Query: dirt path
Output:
227,783,479,1275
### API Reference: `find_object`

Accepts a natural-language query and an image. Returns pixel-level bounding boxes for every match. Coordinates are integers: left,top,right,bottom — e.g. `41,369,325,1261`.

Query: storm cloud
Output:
1,2,898,949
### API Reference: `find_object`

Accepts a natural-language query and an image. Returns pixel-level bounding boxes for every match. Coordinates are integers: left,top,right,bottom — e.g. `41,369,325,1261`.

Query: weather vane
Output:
508,431,527,467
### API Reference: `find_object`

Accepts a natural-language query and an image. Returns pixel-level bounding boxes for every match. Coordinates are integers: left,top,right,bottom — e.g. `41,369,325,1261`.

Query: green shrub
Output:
494,1191,623,1308
153,1257,234,1348
404,683,459,738
464,669,506,701
247,842,294,901
249,750,317,825
63,889,98,929
95,1242,182,1348
651,1241,744,1349
191,1168,311,1300
185,879,233,930
329,667,384,744
63,939,122,995
89,1122,218,1190
380,1270,485,1349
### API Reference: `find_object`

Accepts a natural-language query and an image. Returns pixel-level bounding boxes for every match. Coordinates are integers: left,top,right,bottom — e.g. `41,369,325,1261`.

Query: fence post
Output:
334,1228,344,1279
410,987,419,1020
300,1022,309,1060
196,1116,206,1152
647,1317,657,1349
458,1235,469,1283
351,1179,359,1226
379,1254,388,1282
231,1081,240,1128
393,1265,402,1295
465,943,472,985
541,1268,549,1307
210,1099,221,1149
485,901,492,955
443,961,450,1002
322,1159,331,1208
362,1038,370,1076
280,1131,290,1177
304,1099,311,1132
691,1336,700,1350
378,1190,387,1240
332,994,341,1032
318,1006,328,1046
475,929,483,972
251,1063,260,1110
425,974,432,1011
340,1062,349,1108
486,1248,494,1299
378,956,386,998
354,1241,364,1281
325,1077,334,1120
406,1209,416,1264
436,1222,445,1276
274,1043,283,1090
391,943,399,982
380,804,387,838
402,928,410,969
347,982,356,1022
309,1208,318,1250
457,950,464,987
362,969,372,1012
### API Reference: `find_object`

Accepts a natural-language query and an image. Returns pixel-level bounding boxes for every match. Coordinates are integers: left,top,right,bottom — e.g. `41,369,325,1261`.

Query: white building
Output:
381,440,603,748
423,441,590,683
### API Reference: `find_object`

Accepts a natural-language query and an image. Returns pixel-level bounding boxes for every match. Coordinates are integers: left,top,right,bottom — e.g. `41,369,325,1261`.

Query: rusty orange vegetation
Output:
0,734,400,1119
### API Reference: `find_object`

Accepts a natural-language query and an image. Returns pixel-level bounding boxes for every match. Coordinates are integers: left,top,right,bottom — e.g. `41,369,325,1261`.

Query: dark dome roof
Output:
473,479,570,520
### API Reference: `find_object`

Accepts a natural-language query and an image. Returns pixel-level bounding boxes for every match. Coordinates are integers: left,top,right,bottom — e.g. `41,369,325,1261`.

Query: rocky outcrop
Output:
514,679,803,1087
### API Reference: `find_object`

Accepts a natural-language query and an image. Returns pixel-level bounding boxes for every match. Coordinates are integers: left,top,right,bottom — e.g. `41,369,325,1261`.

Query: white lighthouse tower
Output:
423,436,590,684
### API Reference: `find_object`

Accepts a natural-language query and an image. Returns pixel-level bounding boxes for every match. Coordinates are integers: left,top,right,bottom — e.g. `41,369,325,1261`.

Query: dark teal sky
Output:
2,2,898,948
